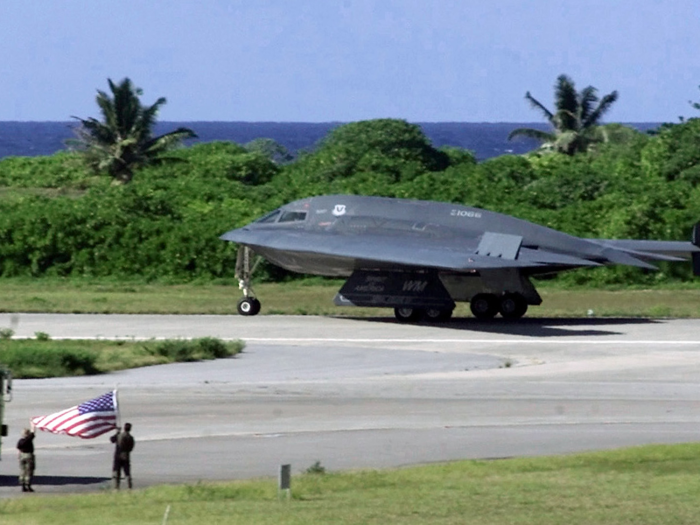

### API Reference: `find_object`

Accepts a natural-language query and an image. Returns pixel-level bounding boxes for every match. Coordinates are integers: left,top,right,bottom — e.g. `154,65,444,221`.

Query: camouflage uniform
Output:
16,430,35,492
110,424,135,489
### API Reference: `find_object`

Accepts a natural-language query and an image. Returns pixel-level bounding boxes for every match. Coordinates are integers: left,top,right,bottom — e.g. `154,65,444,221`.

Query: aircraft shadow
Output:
340,316,659,338
0,474,109,487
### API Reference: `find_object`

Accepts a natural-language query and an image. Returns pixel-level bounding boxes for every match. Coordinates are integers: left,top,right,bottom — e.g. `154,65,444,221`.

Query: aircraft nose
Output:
219,227,249,242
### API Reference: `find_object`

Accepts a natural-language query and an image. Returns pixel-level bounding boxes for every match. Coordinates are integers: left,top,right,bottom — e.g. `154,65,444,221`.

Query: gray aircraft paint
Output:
221,195,700,319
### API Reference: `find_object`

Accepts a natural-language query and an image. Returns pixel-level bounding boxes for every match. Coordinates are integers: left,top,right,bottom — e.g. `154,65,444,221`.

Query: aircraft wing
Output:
223,229,602,272
586,239,698,260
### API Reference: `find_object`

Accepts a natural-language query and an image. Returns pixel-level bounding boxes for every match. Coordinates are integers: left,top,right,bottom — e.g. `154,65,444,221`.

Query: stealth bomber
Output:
220,195,700,321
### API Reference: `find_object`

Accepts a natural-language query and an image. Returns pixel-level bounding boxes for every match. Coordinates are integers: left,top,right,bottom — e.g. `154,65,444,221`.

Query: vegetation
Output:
1,278,700,317
0,337,243,379
1,443,700,524
1,78,700,290
69,78,196,184
508,74,619,154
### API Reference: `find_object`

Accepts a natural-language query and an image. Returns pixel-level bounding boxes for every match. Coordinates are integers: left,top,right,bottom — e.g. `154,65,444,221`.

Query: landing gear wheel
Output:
235,246,263,317
470,294,499,319
237,297,261,316
499,293,528,319
394,307,423,323
424,308,454,322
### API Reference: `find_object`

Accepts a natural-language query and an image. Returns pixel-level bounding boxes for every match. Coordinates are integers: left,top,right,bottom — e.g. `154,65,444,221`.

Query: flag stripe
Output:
32,408,77,428
60,415,117,435
32,391,118,440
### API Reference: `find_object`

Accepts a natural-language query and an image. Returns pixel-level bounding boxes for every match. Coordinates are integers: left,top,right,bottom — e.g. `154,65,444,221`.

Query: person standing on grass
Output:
17,424,36,492
110,422,135,489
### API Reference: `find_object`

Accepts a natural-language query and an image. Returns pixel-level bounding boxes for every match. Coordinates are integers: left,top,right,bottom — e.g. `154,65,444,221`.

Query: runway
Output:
0,313,699,496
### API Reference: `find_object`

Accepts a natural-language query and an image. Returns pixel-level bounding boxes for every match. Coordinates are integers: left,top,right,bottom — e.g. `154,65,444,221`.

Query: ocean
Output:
0,121,661,161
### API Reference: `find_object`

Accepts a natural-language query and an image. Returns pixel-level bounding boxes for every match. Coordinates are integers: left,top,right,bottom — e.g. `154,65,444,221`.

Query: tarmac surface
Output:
0,313,699,496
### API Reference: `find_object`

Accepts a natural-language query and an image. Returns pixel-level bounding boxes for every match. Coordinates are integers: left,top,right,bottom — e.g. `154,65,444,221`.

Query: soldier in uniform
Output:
110,422,135,489
16,425,36,492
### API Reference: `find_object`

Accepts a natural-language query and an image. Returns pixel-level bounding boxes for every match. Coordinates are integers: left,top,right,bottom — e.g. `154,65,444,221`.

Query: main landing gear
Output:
235,247,263,316
393,307,454,323
469,292,528,320
393,293,527,323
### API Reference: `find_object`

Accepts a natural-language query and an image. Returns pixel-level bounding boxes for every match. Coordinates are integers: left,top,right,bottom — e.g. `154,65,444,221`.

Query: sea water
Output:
0,121,659,161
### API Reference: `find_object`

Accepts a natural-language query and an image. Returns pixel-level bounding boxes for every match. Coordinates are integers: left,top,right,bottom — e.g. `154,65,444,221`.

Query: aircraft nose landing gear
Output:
235,246,263,316
237,297,261,316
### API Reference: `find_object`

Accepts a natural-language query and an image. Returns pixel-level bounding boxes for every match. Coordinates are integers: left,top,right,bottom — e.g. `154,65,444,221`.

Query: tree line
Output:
65,76,622,185
0,76,699,285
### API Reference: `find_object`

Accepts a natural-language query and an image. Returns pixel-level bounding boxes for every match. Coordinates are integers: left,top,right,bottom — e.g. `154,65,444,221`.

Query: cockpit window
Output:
278,211,307,223
256,210,281,224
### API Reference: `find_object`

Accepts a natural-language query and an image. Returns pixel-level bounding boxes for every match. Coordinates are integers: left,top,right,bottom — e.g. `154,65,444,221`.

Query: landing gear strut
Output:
235,246,263,316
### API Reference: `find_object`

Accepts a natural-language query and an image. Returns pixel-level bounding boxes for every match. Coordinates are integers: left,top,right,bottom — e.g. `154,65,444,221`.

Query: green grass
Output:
0,338,244,379
1,443,700,524
1,278,700,318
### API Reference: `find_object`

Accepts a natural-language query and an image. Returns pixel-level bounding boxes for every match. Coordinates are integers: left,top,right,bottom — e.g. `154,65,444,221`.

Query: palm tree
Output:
508,74,618,155
70,78,196,183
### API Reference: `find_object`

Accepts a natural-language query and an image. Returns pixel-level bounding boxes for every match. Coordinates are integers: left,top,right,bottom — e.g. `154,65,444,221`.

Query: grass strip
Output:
1,443,699,524
0,338,244,379
1,278,700,317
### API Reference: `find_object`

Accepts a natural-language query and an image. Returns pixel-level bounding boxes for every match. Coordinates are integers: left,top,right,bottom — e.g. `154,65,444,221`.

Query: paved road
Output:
0,313,699,496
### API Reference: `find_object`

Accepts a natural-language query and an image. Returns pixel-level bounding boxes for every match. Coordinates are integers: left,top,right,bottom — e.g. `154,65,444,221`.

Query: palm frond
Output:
583,90,619,128
507,128,555,143
578,86,599,123
554,75,578,113
139,97,167,141
553,75,579,132
524,92,554,124
144,127,197,155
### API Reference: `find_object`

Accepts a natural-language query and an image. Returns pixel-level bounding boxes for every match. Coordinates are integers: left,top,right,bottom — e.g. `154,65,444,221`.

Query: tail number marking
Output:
402,280,428,292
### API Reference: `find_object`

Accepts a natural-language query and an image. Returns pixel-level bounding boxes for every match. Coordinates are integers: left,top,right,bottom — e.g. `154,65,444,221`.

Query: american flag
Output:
32,391,119,439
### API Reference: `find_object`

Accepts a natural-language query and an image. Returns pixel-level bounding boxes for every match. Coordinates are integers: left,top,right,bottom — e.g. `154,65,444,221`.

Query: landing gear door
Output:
334,270,455,309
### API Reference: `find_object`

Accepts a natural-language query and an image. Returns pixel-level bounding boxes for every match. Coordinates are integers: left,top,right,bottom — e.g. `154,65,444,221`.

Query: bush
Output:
306,461,327,475
0,344,99,378
194,337,232,359
148,338,241,362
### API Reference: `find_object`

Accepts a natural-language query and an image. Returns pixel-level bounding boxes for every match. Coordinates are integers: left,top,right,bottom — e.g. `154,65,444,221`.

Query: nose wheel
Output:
237,297,261,316
235,246,263,316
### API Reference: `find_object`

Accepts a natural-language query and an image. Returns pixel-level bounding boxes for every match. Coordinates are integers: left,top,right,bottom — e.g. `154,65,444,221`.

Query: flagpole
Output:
114,387,121,430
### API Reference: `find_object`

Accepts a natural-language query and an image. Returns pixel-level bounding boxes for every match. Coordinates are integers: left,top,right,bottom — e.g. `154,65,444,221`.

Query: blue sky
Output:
1,0,699,122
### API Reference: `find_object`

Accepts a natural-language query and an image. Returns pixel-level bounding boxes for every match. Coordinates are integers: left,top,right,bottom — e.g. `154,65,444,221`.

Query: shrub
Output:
306,461,326,475
148,338,241,362
0,344,99,378
194,337,231,359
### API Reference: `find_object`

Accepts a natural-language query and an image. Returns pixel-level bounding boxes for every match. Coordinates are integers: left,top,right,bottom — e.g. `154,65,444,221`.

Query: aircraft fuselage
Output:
221,195,700,320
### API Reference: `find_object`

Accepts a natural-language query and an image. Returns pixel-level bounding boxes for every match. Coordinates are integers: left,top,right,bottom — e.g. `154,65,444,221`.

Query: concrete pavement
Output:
0,314,699,496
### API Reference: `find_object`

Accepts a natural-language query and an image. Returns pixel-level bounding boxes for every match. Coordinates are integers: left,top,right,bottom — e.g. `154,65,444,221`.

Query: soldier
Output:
110,422,135,489
16,424,36,492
